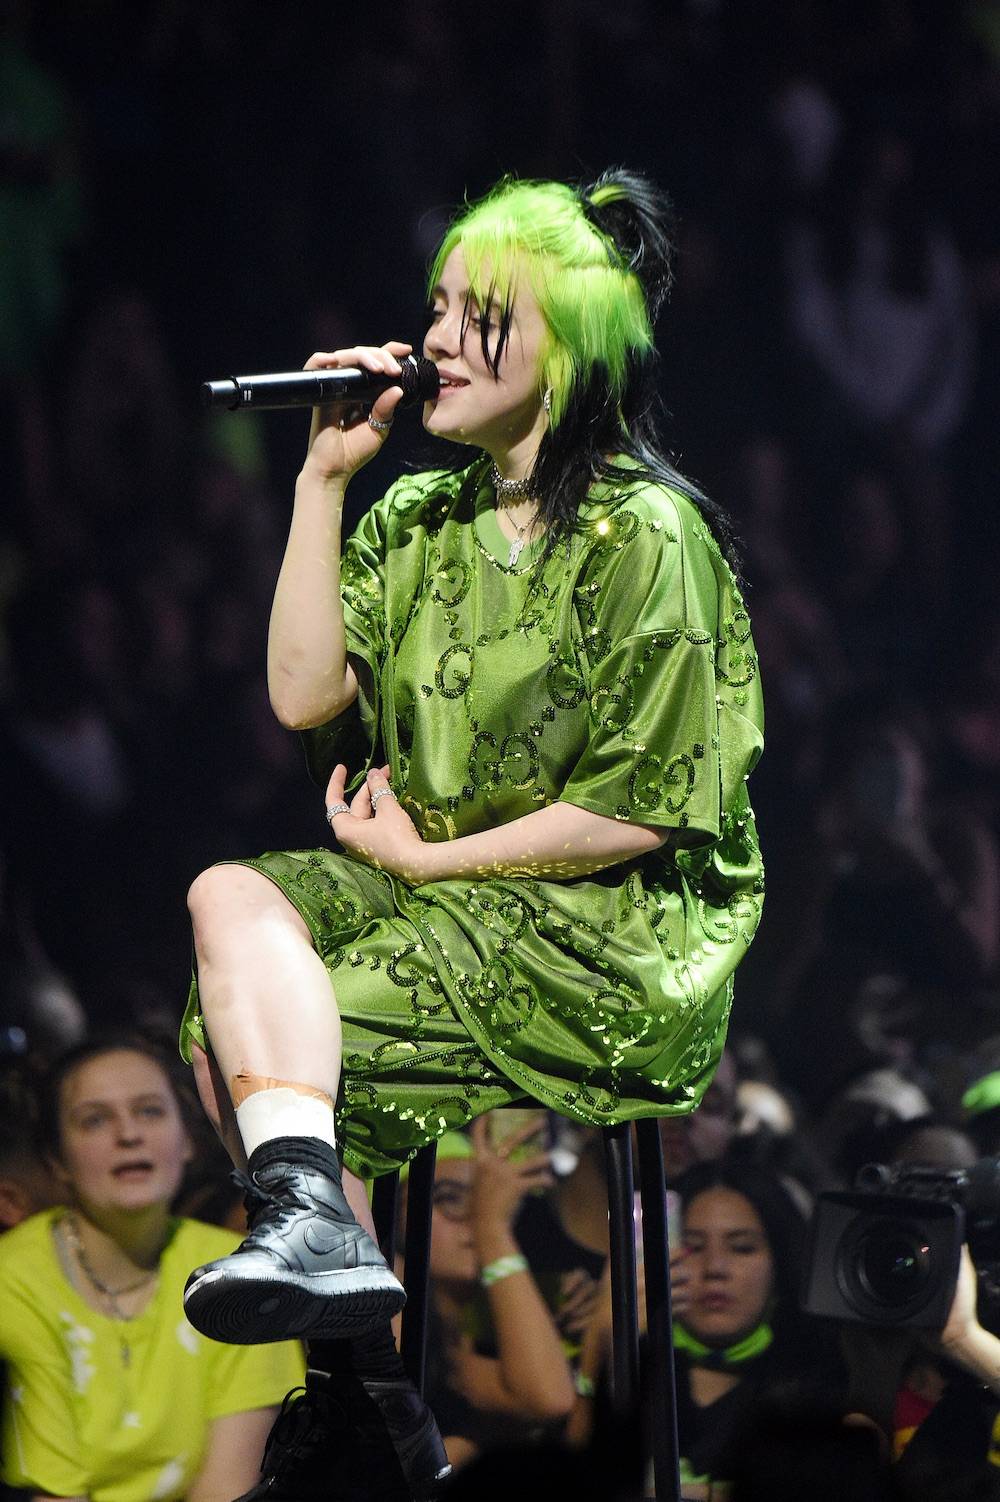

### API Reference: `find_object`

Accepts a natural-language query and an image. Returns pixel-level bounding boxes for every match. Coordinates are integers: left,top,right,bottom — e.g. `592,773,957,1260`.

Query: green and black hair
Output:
427,168,741,574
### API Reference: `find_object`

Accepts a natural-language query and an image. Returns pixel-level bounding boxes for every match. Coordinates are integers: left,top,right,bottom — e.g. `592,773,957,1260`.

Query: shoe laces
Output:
231,1168,310,1232
260,1381,350,1474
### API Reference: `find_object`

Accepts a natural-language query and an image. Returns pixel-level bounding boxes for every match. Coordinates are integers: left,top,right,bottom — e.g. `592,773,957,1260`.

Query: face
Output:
55,1050,192,1218
422,246,549,461
680,1187,775,1348
427,1159,477,1285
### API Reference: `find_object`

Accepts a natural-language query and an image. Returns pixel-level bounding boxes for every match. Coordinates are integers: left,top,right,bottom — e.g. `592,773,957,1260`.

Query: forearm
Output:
941,1324,1000,1395
415,800,666,884
267,463,357,729
474,1223,574,1420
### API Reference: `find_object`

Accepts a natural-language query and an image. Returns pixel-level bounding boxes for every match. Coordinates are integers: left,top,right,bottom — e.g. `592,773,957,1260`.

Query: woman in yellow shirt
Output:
0,1037,303,1502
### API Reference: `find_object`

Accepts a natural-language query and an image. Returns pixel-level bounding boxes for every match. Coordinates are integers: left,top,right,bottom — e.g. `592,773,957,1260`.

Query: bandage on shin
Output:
231,1073,337,1157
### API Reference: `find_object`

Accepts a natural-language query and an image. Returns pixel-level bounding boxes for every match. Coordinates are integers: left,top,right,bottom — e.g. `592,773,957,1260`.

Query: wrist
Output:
296,462,348,500
474,1224,520,1264
480,1253,529,1288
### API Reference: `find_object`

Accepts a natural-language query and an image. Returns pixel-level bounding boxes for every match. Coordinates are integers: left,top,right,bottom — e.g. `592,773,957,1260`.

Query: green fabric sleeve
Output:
560,628,723,840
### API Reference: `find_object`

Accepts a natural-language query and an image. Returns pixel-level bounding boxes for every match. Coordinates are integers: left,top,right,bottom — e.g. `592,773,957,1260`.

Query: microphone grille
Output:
398,355,440,406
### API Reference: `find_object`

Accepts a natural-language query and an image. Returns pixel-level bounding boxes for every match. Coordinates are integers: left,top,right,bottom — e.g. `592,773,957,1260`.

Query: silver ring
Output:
325,802,350,825
369,786,396,810
367,414,393,434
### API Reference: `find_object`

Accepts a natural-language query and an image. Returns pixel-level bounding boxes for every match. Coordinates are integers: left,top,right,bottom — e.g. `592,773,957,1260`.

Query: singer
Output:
180,170,764,1498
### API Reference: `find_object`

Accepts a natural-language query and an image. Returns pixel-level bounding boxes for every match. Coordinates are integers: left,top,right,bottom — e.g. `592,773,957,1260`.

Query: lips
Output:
433,369,469,394
112,1160,155,1177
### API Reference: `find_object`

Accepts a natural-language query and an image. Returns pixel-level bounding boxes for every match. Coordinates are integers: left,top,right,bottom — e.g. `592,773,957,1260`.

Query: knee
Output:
187,864,265,933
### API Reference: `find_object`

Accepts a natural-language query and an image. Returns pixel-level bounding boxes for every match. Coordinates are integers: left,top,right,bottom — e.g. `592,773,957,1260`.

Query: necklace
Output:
491,464,539,568
62,1214,158,1367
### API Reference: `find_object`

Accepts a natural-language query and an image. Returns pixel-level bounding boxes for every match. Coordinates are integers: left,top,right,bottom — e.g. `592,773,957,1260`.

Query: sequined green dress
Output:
181,461,764,1178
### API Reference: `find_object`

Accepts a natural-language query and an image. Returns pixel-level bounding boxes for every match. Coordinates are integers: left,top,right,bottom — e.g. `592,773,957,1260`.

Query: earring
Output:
543,388,553,415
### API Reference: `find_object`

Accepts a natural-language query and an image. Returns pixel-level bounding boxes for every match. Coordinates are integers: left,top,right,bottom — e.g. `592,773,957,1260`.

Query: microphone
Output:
200,354,440,411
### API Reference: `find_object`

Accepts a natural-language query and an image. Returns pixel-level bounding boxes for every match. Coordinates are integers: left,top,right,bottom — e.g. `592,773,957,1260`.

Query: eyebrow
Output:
71,1092,169,1112
430,284,502,314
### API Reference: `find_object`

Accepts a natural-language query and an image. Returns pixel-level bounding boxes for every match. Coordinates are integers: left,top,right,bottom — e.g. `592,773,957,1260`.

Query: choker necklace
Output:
62,1214,158,1367
491,464,539,567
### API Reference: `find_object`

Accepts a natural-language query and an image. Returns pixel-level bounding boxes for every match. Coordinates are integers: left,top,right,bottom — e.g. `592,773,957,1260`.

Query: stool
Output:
371,1116,682,1502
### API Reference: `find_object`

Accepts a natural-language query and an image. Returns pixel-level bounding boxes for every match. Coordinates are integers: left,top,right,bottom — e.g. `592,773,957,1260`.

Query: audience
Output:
1,1,998,1492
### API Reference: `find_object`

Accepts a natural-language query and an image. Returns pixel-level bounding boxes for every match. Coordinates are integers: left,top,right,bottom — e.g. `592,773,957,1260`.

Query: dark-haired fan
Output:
180,170,765,1499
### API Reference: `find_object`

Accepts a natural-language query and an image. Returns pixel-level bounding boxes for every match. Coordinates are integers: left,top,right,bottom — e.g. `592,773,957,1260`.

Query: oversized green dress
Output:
181,460,764,1178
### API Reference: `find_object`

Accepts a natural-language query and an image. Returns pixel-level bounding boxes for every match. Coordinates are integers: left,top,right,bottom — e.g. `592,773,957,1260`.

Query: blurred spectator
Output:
570,1156,848,1497
401,1120,574,1471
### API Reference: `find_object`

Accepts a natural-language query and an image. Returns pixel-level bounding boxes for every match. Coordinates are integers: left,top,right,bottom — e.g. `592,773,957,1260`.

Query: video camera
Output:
802,1157,1000,1328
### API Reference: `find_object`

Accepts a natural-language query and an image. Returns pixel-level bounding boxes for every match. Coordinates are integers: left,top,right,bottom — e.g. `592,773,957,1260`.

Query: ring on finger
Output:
325,802,350,825
367,414,393,434
370,786,396,810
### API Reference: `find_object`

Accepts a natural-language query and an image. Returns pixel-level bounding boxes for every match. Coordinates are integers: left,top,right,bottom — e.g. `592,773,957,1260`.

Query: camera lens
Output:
839,1215,934,1315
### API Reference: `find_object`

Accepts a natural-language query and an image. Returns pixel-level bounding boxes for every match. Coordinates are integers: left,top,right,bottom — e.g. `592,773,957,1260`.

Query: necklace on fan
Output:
62,1214,158,1368
491,464,539,568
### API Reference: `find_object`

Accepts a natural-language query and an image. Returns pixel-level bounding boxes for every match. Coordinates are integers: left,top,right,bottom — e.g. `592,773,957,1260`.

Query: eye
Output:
138,1103,166,1119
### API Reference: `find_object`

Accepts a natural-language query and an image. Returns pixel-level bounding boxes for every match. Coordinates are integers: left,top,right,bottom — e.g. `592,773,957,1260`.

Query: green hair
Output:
427,177,654,430
424,168,743,579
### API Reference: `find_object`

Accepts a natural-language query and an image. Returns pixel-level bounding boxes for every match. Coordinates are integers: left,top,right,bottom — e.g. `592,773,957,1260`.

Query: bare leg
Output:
188,864,342,1096
192,1040,379,1241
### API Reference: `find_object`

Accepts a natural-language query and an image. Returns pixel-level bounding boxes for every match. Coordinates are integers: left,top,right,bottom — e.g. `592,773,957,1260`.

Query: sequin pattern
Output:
180,463,764,1178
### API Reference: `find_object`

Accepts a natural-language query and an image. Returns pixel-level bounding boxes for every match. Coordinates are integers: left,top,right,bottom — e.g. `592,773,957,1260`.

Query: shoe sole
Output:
183,1264,406,1345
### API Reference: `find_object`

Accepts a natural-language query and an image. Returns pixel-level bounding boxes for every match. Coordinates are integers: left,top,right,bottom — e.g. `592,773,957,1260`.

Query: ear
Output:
0,1177,37,1231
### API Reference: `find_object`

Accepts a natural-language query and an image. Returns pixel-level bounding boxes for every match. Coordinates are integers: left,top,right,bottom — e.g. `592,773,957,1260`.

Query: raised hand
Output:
302,342,413,483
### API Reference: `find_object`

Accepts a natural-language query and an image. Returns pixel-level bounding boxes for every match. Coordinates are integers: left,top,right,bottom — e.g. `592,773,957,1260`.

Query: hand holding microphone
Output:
204,342,439,485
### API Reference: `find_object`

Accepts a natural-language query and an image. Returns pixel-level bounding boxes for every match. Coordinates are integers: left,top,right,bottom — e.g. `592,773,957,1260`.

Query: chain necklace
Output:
491,463,540,568
62,1213,158,1368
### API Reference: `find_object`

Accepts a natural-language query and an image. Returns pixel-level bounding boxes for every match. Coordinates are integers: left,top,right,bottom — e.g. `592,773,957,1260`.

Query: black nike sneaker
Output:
231,1362,450,1501
183,1136,405,1346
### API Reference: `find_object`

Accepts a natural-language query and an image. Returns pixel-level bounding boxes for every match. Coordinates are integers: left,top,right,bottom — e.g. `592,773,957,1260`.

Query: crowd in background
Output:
2,0,1000,1496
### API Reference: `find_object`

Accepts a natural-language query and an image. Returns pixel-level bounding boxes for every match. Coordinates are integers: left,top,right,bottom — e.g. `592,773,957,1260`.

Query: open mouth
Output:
112,1161,155,1178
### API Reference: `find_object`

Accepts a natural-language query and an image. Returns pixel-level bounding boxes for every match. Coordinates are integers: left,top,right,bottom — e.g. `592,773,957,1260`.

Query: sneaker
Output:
355,1375,452,1501
231,1366,450,1501
231,1369,411,1501
183,1136,406,1346
308,1334,452,1501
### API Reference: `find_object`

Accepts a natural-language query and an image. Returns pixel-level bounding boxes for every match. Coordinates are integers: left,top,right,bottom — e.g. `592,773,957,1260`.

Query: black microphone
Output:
200,354,440,411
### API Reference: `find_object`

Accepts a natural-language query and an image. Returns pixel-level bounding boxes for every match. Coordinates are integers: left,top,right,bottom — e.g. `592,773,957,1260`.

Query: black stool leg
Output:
636,1119,681,1502
371,1169,400,1266
399,1141,437,1395
602,1121,640,1415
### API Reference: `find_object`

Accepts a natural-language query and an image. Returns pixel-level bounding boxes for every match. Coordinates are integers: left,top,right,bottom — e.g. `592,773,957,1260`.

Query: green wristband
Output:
480,1253,529,1287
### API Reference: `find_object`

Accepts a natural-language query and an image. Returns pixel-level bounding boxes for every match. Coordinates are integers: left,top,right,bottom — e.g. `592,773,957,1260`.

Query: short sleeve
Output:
561,628,725,840
559,488,763,843
0,1294,88,1496
298,489,392,789
205,1336,305,1421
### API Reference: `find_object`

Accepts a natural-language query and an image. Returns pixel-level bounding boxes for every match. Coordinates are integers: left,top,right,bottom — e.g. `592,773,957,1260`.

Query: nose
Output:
424,307,461,361
115,1114,143,1145
701,1249,730,1281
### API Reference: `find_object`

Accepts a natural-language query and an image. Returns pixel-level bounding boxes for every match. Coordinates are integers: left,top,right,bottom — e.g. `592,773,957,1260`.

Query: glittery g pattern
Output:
180,460,764,1179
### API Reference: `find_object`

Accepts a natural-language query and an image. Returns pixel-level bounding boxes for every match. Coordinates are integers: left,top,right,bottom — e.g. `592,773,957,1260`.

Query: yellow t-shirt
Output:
0,1209,305,1501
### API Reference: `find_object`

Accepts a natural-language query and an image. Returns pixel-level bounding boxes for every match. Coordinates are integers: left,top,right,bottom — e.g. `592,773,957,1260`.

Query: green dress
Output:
181,460,764,1178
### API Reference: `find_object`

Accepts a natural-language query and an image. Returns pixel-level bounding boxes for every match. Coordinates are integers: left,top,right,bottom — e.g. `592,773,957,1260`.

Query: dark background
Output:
2,0,999,1118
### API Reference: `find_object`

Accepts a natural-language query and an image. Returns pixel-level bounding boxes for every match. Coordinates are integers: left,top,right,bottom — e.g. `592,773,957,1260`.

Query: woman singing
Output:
180,170,764,1498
